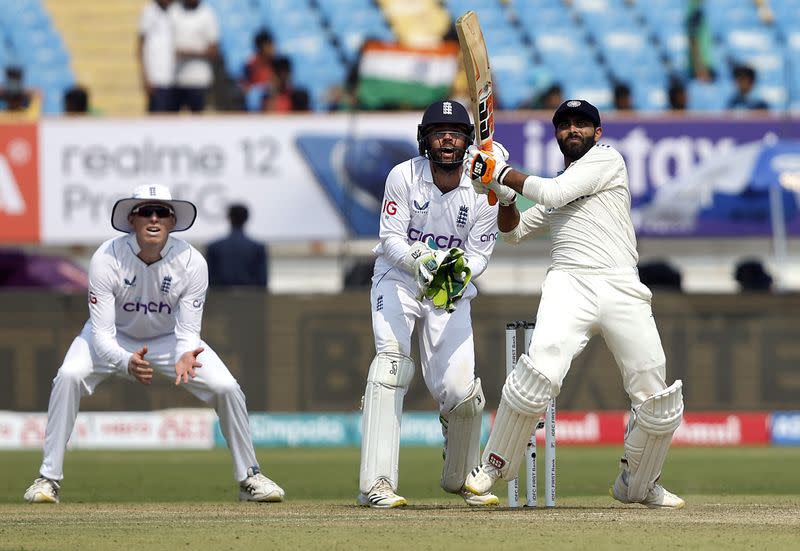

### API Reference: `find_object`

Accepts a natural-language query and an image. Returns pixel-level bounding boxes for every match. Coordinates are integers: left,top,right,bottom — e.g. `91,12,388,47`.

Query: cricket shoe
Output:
463,463,501,496
239,466,285,502
24,477,60,504
460,488,499,507
610,468,685,509
357,478,407,509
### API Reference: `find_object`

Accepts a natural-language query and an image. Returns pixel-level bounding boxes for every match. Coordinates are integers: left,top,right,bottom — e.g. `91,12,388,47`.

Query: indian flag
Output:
357,41,459,110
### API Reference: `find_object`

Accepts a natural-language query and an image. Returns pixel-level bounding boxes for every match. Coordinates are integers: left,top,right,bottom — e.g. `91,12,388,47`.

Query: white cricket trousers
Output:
371,273,478,414
38,323,258,483
529,269,668,407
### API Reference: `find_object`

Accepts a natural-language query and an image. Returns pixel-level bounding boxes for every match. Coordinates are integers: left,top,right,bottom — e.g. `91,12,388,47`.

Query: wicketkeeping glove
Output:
423,248,472,312
403,240,449,299
464,141,512,185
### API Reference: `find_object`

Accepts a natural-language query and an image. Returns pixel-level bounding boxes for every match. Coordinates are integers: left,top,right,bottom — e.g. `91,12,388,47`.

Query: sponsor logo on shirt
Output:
88,291,97,304
124,276,136,288
412,200,429,214
407,227,463,249
382,200,398,216
480,232,498,242
122,301,172,315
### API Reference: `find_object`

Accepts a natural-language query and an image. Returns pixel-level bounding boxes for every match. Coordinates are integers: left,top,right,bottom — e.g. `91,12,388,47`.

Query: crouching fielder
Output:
358,100,500,508
463,100,685,508
24,184,284,504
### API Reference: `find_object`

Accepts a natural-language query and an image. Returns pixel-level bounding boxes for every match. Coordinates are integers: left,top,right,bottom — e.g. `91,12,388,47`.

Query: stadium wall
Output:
1,290,799,413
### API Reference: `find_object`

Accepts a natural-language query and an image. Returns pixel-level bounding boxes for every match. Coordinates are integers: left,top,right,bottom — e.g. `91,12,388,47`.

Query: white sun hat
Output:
111,184,197,233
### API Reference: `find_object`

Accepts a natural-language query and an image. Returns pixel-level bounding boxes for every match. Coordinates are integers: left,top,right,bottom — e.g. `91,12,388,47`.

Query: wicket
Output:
504,321,556,508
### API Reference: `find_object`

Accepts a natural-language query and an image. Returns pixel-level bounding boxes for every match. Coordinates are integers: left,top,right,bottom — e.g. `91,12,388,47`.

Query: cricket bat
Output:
456,10,498,205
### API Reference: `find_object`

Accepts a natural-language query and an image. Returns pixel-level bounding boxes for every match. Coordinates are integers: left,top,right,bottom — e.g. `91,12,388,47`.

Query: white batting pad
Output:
441,378,485,493
624,380,684,502
359,351,415,494
481,355,553,480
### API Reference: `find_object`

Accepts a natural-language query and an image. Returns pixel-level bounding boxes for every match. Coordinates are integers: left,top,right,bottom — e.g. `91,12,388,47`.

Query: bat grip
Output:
487,190,498,205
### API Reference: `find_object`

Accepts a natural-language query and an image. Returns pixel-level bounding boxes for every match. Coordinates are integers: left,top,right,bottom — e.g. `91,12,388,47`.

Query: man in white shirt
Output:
462,100,685,508
170,0,219,112
24,184,284,504
138,0,176,112
357,100,500,508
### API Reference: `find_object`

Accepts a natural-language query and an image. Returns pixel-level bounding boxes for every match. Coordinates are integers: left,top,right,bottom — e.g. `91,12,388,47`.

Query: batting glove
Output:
464,142,512,185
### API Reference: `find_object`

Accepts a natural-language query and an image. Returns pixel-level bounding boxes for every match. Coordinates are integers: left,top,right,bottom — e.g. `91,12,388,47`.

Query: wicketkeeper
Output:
463,99,685,508
357,100,500,508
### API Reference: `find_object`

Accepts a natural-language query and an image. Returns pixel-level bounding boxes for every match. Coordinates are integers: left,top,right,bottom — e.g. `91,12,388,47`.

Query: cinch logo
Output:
123,301,172,315
407,227,462,249
480,233,498,242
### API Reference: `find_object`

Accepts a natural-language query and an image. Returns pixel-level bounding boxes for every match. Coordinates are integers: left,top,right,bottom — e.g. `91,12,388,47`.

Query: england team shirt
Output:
373,156,499,282
86,234,207,371
507,143,639,271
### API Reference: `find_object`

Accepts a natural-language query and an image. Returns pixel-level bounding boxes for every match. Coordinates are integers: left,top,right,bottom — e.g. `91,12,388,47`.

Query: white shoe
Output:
357,478,407,509
239,466,285,502
611,468,684,509
464,463,501,496
460,489,499,507
24,477,60,504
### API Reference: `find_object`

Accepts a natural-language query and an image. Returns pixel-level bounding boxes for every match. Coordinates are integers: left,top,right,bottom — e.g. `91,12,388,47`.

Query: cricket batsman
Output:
357,100,501,508
463,99,685,508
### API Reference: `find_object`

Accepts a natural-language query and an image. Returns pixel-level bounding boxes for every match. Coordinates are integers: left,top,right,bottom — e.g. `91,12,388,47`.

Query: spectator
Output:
170,0,220,112
527,83,563,110
138,0,176,112
206,204,268,288
63,85,90,114
687,0,716,82
728,64,769,110
241,29,275,92
734,259,773,292
260,56,310,112
0,66,40,118
613,82,633,111
290,88,311,111
638,260,683,292
668,79,688,110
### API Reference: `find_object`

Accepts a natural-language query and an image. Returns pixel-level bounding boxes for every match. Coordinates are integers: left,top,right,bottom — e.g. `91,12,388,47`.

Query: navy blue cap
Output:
552,99,601,128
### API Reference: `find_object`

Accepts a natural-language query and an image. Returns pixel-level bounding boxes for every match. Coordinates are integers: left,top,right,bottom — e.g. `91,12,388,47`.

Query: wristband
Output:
497,165,512,186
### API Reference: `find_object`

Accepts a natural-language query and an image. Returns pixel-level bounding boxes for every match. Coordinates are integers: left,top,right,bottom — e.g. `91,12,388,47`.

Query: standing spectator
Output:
728,64,769,110
206,204,267,288
687,0,716,82
138,0,176,112
734,258,773,292
22,184,284,504
170,0,220,112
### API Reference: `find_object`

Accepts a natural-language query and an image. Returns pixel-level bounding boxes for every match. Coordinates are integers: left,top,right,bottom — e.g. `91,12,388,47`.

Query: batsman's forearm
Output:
497,203,520,232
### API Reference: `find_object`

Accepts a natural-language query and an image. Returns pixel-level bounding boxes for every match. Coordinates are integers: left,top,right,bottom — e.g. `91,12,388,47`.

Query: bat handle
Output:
487,190,498,205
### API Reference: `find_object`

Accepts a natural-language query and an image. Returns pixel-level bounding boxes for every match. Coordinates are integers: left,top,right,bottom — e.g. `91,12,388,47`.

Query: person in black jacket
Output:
206,204,267,288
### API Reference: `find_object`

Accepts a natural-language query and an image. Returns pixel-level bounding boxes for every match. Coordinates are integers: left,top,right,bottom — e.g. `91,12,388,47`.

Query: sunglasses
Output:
131,204,175,219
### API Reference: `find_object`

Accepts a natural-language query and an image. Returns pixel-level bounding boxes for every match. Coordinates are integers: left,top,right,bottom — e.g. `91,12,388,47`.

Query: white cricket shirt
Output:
170,2,219,87
373,156,499,281
507,142,639,270
139,1,175,87
86,234,207,371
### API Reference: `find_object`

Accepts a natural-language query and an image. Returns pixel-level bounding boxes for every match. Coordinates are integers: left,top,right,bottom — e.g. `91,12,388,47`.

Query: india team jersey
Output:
373,156,499,281
86,234,207,370
510,143,639,271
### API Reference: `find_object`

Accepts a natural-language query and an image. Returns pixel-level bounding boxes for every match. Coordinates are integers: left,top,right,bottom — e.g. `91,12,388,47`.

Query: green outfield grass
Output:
1,447,799,550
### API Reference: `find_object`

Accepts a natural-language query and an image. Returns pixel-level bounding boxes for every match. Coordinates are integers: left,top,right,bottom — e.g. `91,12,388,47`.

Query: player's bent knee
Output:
502,354,554,415
367,351,414,390
440,378,485,493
